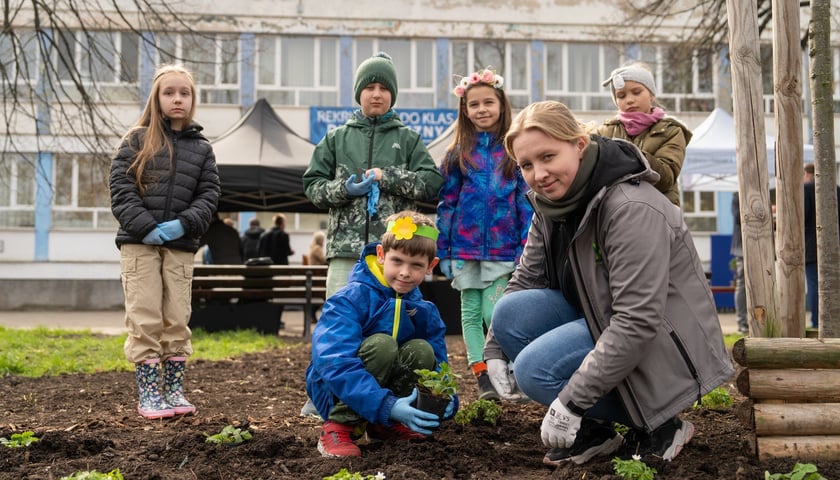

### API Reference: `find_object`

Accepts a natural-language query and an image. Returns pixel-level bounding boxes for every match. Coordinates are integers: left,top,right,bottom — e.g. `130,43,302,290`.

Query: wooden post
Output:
732,337,840,368
726,0,779,337
736,369,840,400
757,435,840,461
754,403,840,436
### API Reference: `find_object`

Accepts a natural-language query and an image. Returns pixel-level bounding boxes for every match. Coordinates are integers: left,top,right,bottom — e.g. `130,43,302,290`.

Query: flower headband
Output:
387,217,439,242
453,67,505,98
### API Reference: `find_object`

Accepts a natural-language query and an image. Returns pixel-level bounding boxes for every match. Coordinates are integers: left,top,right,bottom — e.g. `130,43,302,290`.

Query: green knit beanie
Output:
354,52,398,107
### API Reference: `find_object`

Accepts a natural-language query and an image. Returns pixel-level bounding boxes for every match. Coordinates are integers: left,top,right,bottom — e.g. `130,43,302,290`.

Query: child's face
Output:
614,80,653,114
158,73,193,130
464,84,501,132
376,245,438,294
512,129,586,201
359,83,392,118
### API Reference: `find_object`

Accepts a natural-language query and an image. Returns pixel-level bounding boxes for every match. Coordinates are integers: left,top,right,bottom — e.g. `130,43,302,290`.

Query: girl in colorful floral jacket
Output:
436,67,533,401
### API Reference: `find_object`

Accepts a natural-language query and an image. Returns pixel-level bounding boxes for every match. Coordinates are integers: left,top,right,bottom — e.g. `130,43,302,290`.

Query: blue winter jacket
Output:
305,243,453,425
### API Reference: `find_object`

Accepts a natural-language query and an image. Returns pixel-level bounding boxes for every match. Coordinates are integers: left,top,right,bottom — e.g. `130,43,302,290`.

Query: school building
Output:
0,0,836,307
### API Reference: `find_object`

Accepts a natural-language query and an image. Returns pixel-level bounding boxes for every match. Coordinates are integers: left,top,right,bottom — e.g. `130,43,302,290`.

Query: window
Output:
53,30,141,102
256,35,339,106
157,32,240,105
681,190,718,232
52,153,114,229
0,153,36,228
450,40,529,108
544,43,621,111
356,38,436,108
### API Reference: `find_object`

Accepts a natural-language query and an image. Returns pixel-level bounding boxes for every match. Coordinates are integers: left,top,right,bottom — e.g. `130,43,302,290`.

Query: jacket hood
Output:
243,227,263,239
346,242,425,302
583,135,653,197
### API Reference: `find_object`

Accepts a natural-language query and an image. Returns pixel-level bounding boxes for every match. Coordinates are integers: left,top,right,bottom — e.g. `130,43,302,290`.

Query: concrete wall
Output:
0,279,124,310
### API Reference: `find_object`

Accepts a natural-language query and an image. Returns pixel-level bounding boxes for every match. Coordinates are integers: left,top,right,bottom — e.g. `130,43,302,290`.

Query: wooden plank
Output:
757,435,840,461
737,368,840,400
732,337,840,368
191,277,326,289
754,403,840,435
193,265,327,277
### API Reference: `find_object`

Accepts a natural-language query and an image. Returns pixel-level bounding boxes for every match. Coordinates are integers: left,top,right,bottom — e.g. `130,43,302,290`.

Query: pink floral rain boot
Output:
162,356,196,415
135,359,175,419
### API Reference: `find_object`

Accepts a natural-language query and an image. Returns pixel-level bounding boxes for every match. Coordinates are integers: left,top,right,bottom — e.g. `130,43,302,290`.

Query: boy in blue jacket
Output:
306,210,458,458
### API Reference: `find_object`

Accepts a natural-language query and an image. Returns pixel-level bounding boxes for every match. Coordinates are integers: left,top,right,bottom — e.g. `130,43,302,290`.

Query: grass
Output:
0,327,296,378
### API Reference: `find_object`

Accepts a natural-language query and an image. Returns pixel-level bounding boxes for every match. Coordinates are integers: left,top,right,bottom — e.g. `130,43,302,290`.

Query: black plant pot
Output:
414,386,450,419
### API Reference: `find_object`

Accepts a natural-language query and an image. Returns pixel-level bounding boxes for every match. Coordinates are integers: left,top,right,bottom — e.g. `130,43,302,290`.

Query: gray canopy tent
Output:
211,98,323,213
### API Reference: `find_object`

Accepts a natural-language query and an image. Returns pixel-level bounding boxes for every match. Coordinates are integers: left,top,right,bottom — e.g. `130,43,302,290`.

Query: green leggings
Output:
460,275,509,365
328,333,436,424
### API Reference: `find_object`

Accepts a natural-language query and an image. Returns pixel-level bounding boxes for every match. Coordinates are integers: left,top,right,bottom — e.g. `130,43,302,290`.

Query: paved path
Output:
0,308,739,336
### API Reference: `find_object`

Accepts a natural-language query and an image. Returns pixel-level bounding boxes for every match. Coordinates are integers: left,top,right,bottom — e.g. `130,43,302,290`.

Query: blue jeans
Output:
492,288,631,425
806,262,818,328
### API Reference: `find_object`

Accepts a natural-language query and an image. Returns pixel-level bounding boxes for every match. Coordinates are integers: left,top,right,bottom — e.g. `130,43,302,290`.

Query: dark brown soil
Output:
1,335,837,480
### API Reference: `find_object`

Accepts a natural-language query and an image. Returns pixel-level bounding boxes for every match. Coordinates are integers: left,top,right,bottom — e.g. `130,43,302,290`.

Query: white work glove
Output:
486,358,527,402
540,397,582,448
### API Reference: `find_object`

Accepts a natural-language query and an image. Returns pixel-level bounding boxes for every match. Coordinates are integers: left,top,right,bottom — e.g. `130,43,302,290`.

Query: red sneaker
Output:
318,421,362,457
366,422,428,442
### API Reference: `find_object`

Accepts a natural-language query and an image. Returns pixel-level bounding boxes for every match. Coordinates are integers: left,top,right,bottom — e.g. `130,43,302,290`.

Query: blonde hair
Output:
124,65,197,194
381,210,438,261
504,101,591,162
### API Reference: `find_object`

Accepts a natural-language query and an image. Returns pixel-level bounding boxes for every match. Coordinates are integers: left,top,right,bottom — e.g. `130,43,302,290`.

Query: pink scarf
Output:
618,106,665,136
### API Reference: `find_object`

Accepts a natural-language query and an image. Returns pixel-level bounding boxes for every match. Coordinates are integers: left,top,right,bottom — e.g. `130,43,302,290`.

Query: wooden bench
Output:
190,264,327,337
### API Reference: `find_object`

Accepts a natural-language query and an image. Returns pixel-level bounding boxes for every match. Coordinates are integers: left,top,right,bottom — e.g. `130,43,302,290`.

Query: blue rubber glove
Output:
389,388,441,435
367,182,380,217
344,171,375,197
157,219,185,241
439,259,453,279
141,227,167,245
443,394,458,420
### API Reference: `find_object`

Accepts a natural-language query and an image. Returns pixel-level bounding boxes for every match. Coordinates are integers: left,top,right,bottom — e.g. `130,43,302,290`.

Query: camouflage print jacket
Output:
303,110,444,260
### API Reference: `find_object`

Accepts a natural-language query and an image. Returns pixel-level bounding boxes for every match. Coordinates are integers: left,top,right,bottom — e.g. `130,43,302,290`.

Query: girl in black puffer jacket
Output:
109,64,220,420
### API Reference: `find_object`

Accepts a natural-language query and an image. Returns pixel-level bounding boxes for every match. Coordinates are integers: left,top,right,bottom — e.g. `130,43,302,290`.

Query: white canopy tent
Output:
680,108,813,192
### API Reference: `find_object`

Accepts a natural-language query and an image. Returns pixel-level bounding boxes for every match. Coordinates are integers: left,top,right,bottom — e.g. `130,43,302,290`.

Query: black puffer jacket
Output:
110,123,220,253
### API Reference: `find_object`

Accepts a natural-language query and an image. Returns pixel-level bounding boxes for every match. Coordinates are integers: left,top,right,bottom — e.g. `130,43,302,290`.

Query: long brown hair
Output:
444,84,515,178
123,65,197,194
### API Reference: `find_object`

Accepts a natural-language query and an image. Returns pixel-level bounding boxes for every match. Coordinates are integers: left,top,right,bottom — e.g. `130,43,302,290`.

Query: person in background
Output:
731,193,747,333
308,230,327,266
598,62,691,206
200,213,244,264
486,101,733,465
258,213,294,265
803,162,840,329
241,217,265,262
109,64,220,420
306,211,457,458
303,51,444,298
436,66,532,402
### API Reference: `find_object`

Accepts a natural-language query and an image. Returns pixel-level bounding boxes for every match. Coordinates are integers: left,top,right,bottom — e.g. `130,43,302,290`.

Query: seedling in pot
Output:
413,362,460,419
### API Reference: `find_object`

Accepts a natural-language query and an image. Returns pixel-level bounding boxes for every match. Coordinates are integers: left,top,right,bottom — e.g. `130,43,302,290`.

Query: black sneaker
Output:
543,419,624,466
620,417,695,461
477,372,500,401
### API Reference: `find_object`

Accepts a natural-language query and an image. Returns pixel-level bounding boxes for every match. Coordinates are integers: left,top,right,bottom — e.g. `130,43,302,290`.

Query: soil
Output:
2,335,838,480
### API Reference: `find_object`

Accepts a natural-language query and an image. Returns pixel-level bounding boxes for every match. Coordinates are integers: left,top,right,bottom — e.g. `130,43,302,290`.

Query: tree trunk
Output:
736,368,840,399
726,0,779,336
757,435,840,461
754,403,840,436
732,337,840,368
809,0,840,339
772,0,806,337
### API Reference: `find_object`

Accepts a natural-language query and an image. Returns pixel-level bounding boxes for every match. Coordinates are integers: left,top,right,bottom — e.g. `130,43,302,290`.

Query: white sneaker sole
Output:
662,420,695,461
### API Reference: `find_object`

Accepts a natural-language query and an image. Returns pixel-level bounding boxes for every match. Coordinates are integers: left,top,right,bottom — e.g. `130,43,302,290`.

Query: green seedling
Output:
765,462,825,480
204,425,252,445
612,455,657,480
455,399,502,426
0,431,39,448
414,361,460,397
694,386,733,411
60,469,124,480
323,468,386,480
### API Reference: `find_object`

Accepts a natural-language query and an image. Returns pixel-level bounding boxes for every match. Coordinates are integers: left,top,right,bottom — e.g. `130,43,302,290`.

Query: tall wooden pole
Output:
726,0,779,336
771,0,806,337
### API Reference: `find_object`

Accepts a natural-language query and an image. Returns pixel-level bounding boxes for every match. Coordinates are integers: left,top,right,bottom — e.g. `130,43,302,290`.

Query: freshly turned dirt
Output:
2,335,838,480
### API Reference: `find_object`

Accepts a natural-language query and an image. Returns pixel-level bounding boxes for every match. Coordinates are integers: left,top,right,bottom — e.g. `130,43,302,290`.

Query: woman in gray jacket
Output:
485,101,733,466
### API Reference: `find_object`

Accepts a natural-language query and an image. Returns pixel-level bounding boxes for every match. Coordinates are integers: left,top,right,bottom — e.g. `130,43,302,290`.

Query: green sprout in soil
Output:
612,455,657,480
204,425,252,445
694,386,733,411
323,468,386,480
60,469,124,480
414,361,460,397
765,463,825,480
0,431,39,448
455,399,502,426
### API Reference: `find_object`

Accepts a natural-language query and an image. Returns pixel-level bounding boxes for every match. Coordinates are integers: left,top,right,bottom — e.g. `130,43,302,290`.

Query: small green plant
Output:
455,399,502,426
765,463,825,480
204,425,252,445
323,468,386,480
0,431,39,448
694,386,733,411
414,361,460,397
612,455,657,480
613,422,631,435
60,469,124,480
